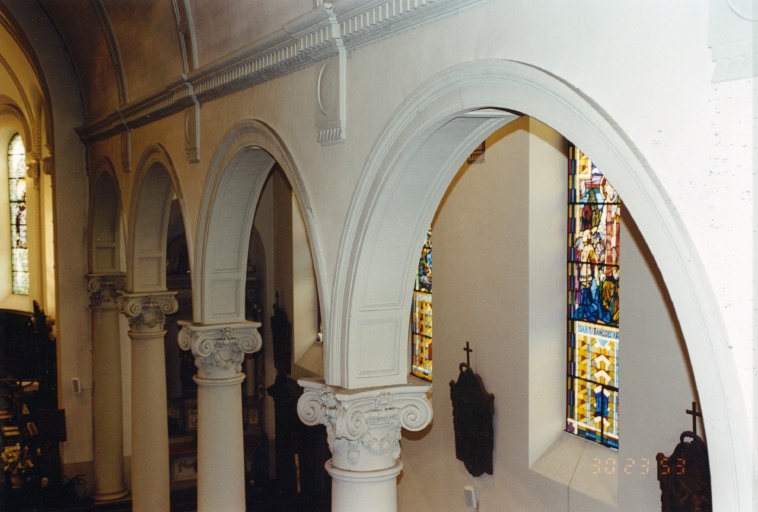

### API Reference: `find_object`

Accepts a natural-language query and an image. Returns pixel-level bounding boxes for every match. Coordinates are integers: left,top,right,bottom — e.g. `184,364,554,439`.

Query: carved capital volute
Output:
116,291,178,333
177,321,262,379
297,379,432,471
86,274,126,309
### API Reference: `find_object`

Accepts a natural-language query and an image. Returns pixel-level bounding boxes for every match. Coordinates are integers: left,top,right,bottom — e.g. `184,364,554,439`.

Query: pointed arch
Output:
127,144,190,293
194,119,326,328
332,59,747,509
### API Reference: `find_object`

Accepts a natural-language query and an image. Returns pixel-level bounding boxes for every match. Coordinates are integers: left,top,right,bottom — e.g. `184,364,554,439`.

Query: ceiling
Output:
37,0,313,122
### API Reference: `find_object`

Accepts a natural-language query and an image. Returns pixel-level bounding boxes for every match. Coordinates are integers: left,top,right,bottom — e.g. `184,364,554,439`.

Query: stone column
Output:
87,274,129,502
117,292,178,512
177,322,262,512
297,380,433,512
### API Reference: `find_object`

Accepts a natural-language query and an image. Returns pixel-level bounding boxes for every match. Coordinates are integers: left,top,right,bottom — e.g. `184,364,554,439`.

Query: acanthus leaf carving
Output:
177,322,262,378
87,274,126,308
297,380,432,469
116,292,178,332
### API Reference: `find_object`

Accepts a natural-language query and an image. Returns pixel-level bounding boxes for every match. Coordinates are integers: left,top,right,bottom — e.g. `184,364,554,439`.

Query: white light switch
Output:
72,378,81,394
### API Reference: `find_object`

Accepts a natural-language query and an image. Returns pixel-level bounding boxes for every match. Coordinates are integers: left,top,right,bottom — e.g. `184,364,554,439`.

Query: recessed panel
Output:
94,246,117,272
358,317,401,378
208,278,242,319
135,255,164,290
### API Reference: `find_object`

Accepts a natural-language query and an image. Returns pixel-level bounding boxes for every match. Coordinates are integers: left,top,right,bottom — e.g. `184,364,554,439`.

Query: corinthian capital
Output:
86,274,126,309
177,322,262,379
297,379,432,471
116,291,178,332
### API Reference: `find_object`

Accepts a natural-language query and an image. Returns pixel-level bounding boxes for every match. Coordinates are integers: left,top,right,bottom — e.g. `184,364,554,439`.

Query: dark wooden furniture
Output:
656,403,712,512
0,303,64,509
449,342,495,477
266,300,330,500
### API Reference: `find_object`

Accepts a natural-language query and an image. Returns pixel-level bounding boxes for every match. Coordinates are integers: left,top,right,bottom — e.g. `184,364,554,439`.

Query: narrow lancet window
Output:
411,229,432,380
566,145,620,448
8,134,28,295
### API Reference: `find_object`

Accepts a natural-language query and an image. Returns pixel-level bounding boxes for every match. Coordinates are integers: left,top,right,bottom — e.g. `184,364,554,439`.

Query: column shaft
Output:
329,462,402,512
118,292,178,512
196,375,246,511
88,274,128,501
178,321,262,512
130,330,171,511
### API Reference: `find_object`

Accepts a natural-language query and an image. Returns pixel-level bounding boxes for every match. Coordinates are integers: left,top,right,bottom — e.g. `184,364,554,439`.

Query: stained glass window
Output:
8,134,28,295
566,145,620,448
411,229,432,380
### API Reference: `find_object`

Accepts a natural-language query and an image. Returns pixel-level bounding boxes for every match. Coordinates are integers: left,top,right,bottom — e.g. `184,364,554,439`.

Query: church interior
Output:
0,1,753,511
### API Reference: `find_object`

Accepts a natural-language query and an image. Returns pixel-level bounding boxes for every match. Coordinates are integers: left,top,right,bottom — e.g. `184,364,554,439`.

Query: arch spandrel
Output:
195,119,326,329
333,59,747,510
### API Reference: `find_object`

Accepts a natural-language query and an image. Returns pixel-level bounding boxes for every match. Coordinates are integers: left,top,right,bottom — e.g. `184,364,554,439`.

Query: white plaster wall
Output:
0,18,49,313
4,0,749,505
75,3,748,386
3,0,91,469
397,119,700,512
339,2,751,399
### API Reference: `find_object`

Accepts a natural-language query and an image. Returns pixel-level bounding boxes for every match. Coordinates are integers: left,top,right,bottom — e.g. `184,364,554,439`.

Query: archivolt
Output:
194,119,325,327
127,144,189,293
332,59,747,509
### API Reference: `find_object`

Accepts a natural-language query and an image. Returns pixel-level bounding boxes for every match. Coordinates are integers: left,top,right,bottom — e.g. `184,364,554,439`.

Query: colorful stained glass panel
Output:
566,146,620,448
411,230,432,380
8,134,28,295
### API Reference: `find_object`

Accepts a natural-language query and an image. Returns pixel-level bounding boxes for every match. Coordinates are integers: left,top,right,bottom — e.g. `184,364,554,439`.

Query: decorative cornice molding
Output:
87,273,126,309
76,0,486,144
177,321,262,378
335,0,481,47
116,291,178,332
297,379,432,470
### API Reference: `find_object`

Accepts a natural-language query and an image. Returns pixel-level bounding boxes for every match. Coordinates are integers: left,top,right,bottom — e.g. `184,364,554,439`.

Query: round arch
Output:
88,158,123,274
127,144,190,293
194,119,326,327
331,59,747,509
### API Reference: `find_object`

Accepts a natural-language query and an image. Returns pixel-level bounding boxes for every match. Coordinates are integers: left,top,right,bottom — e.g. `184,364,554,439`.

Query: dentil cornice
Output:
116,291,178,332
177,321,263,379
297,378,432,471
76,0,486,144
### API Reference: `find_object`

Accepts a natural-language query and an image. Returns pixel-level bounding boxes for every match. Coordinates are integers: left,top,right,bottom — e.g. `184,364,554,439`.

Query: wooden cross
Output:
463,341,473,367
686,401,702,437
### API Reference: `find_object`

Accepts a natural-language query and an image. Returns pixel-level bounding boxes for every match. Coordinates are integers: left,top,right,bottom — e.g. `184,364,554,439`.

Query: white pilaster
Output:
297,379,432,512
177,322,262,512
87,274,129,502
117,291,178,512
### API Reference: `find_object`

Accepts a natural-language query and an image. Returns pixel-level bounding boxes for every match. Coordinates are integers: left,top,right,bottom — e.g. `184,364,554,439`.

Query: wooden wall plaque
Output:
449,343,495,477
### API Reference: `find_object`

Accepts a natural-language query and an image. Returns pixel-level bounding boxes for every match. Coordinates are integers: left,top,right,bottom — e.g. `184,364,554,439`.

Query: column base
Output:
327,460,403,512
92,487,130,502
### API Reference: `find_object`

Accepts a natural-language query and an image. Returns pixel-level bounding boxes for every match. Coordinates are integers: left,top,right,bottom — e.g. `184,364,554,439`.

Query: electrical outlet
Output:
464,485,477,509
72,378,81,394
